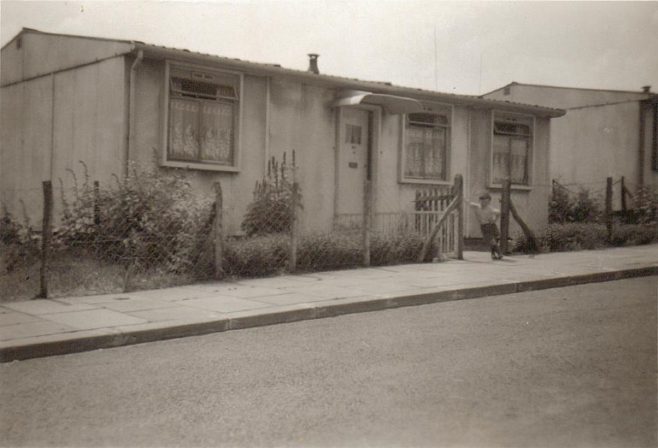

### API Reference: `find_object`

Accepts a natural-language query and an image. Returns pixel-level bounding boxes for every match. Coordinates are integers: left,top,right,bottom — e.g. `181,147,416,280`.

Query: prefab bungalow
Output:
1,28,565,241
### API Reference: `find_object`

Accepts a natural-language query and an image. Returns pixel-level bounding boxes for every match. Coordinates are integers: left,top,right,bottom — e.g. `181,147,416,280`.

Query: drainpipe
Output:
126,49,144,177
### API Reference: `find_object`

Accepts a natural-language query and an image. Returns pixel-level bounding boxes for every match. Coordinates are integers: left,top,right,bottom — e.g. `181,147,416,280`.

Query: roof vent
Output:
308,54,319,74
641,85,651,93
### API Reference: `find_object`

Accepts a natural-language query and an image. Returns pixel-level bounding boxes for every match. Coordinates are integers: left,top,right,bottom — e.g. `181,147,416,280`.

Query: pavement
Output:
1,244,657,362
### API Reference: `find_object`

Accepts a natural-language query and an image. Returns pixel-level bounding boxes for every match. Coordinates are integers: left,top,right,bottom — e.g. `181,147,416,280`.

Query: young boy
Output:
469,192,503,260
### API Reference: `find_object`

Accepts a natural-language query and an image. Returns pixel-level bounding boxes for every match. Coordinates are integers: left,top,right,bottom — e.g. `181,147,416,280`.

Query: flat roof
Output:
482,81,653,98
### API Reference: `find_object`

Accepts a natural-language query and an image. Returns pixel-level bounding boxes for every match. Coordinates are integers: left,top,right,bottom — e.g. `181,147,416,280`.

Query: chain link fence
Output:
1,157,464,302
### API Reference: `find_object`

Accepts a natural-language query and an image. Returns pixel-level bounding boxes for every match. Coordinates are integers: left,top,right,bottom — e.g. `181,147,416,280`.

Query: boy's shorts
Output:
480,223,500,245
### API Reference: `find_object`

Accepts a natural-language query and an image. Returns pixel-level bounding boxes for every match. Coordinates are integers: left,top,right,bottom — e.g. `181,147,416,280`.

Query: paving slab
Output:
249,292,330,306
1,244,657,362
283,284,369,299
177,296,272,313
4,299,98,315
0,320,75,341
0,311,41,326
40,309,147,330
93,297,181,313
127,306,223,323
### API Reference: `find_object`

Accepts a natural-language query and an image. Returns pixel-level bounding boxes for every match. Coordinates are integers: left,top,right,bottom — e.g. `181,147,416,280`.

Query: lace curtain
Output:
493,135,528,185
169,99,234,164
405,126,447,180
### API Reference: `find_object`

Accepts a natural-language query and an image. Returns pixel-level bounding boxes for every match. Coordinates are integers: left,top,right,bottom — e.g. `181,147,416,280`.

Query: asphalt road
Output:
1,277,656,447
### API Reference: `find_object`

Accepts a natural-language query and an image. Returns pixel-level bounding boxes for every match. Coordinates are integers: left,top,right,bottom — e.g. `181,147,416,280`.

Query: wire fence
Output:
550,176,658,225
1,157,463,302
4,161,655,302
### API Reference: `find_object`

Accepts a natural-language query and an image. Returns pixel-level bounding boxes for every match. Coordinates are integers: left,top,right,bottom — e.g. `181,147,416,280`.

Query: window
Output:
345,124,362,144
402,106,451,183
492,113,533,186
165,64,241,169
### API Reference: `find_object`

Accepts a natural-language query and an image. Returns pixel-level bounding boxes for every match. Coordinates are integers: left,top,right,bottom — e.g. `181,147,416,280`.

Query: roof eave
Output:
135,44,565,118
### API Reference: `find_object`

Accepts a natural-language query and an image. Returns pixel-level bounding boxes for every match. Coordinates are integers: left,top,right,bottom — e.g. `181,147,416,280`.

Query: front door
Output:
337,108,370,215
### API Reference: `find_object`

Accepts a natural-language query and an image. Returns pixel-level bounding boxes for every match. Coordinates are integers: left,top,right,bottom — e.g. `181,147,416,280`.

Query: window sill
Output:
488,183,533,192
399,177,452,186
162,160,240,173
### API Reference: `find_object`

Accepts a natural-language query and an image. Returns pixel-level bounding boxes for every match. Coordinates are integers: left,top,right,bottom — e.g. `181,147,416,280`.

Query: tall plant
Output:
241,152,302,236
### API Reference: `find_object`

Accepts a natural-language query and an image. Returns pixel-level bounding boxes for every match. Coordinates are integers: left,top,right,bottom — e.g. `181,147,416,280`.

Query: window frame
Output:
399,102,454,185
161,60,244,172
489,110,535,190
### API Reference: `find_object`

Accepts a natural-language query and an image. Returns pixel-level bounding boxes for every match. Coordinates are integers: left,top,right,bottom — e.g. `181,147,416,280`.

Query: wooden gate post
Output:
605,176,613,241
38,180,53,299
362,179,372,267
455,174,464,260
213,182,223,279
500,179,511,254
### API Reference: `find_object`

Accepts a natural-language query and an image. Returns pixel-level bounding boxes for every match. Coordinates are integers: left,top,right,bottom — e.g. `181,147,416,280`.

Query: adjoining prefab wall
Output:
0,56,126,224
1,31,133,85
641,101,658,189
550,102,640,187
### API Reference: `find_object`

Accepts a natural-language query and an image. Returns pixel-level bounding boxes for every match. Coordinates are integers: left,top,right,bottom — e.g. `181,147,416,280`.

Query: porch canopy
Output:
332,90,423,114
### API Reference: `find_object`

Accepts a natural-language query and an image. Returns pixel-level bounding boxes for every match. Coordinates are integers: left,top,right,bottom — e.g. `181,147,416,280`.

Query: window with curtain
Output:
403,112,450,181
492,119,532,185
167,66,239,166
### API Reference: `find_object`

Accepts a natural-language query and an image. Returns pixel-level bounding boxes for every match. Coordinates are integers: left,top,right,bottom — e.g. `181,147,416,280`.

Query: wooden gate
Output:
413,175,463,259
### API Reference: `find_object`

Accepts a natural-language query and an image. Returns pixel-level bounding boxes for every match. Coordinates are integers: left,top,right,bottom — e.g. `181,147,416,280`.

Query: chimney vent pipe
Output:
641,85,651,93
308,54,319,74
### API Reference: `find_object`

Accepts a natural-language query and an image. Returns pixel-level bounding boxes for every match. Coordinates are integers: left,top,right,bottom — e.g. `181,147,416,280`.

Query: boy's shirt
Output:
469,203,499,225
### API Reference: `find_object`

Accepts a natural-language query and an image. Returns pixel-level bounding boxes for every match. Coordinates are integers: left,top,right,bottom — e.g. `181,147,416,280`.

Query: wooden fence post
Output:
620,176,627,213
213,182,223,279
362,179,372,267
605,176,613,242
38,180,53,299
289,181,299,273
93,180,100,226
455,174,464,260
509,198,539,253
500,179,511,254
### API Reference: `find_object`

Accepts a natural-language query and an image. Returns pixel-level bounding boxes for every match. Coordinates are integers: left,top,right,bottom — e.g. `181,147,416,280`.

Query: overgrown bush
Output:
513,222,658,253
610,224,658,247
549,184,601,223
241,154,301,236
634,186,658,224
543,223,607,251
0,207,40,272
296,233,362,272
571,189,602,223
56,162,213,274
371,233,425,266
548,185,573,224
223,231,427,278
223,234,289,277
